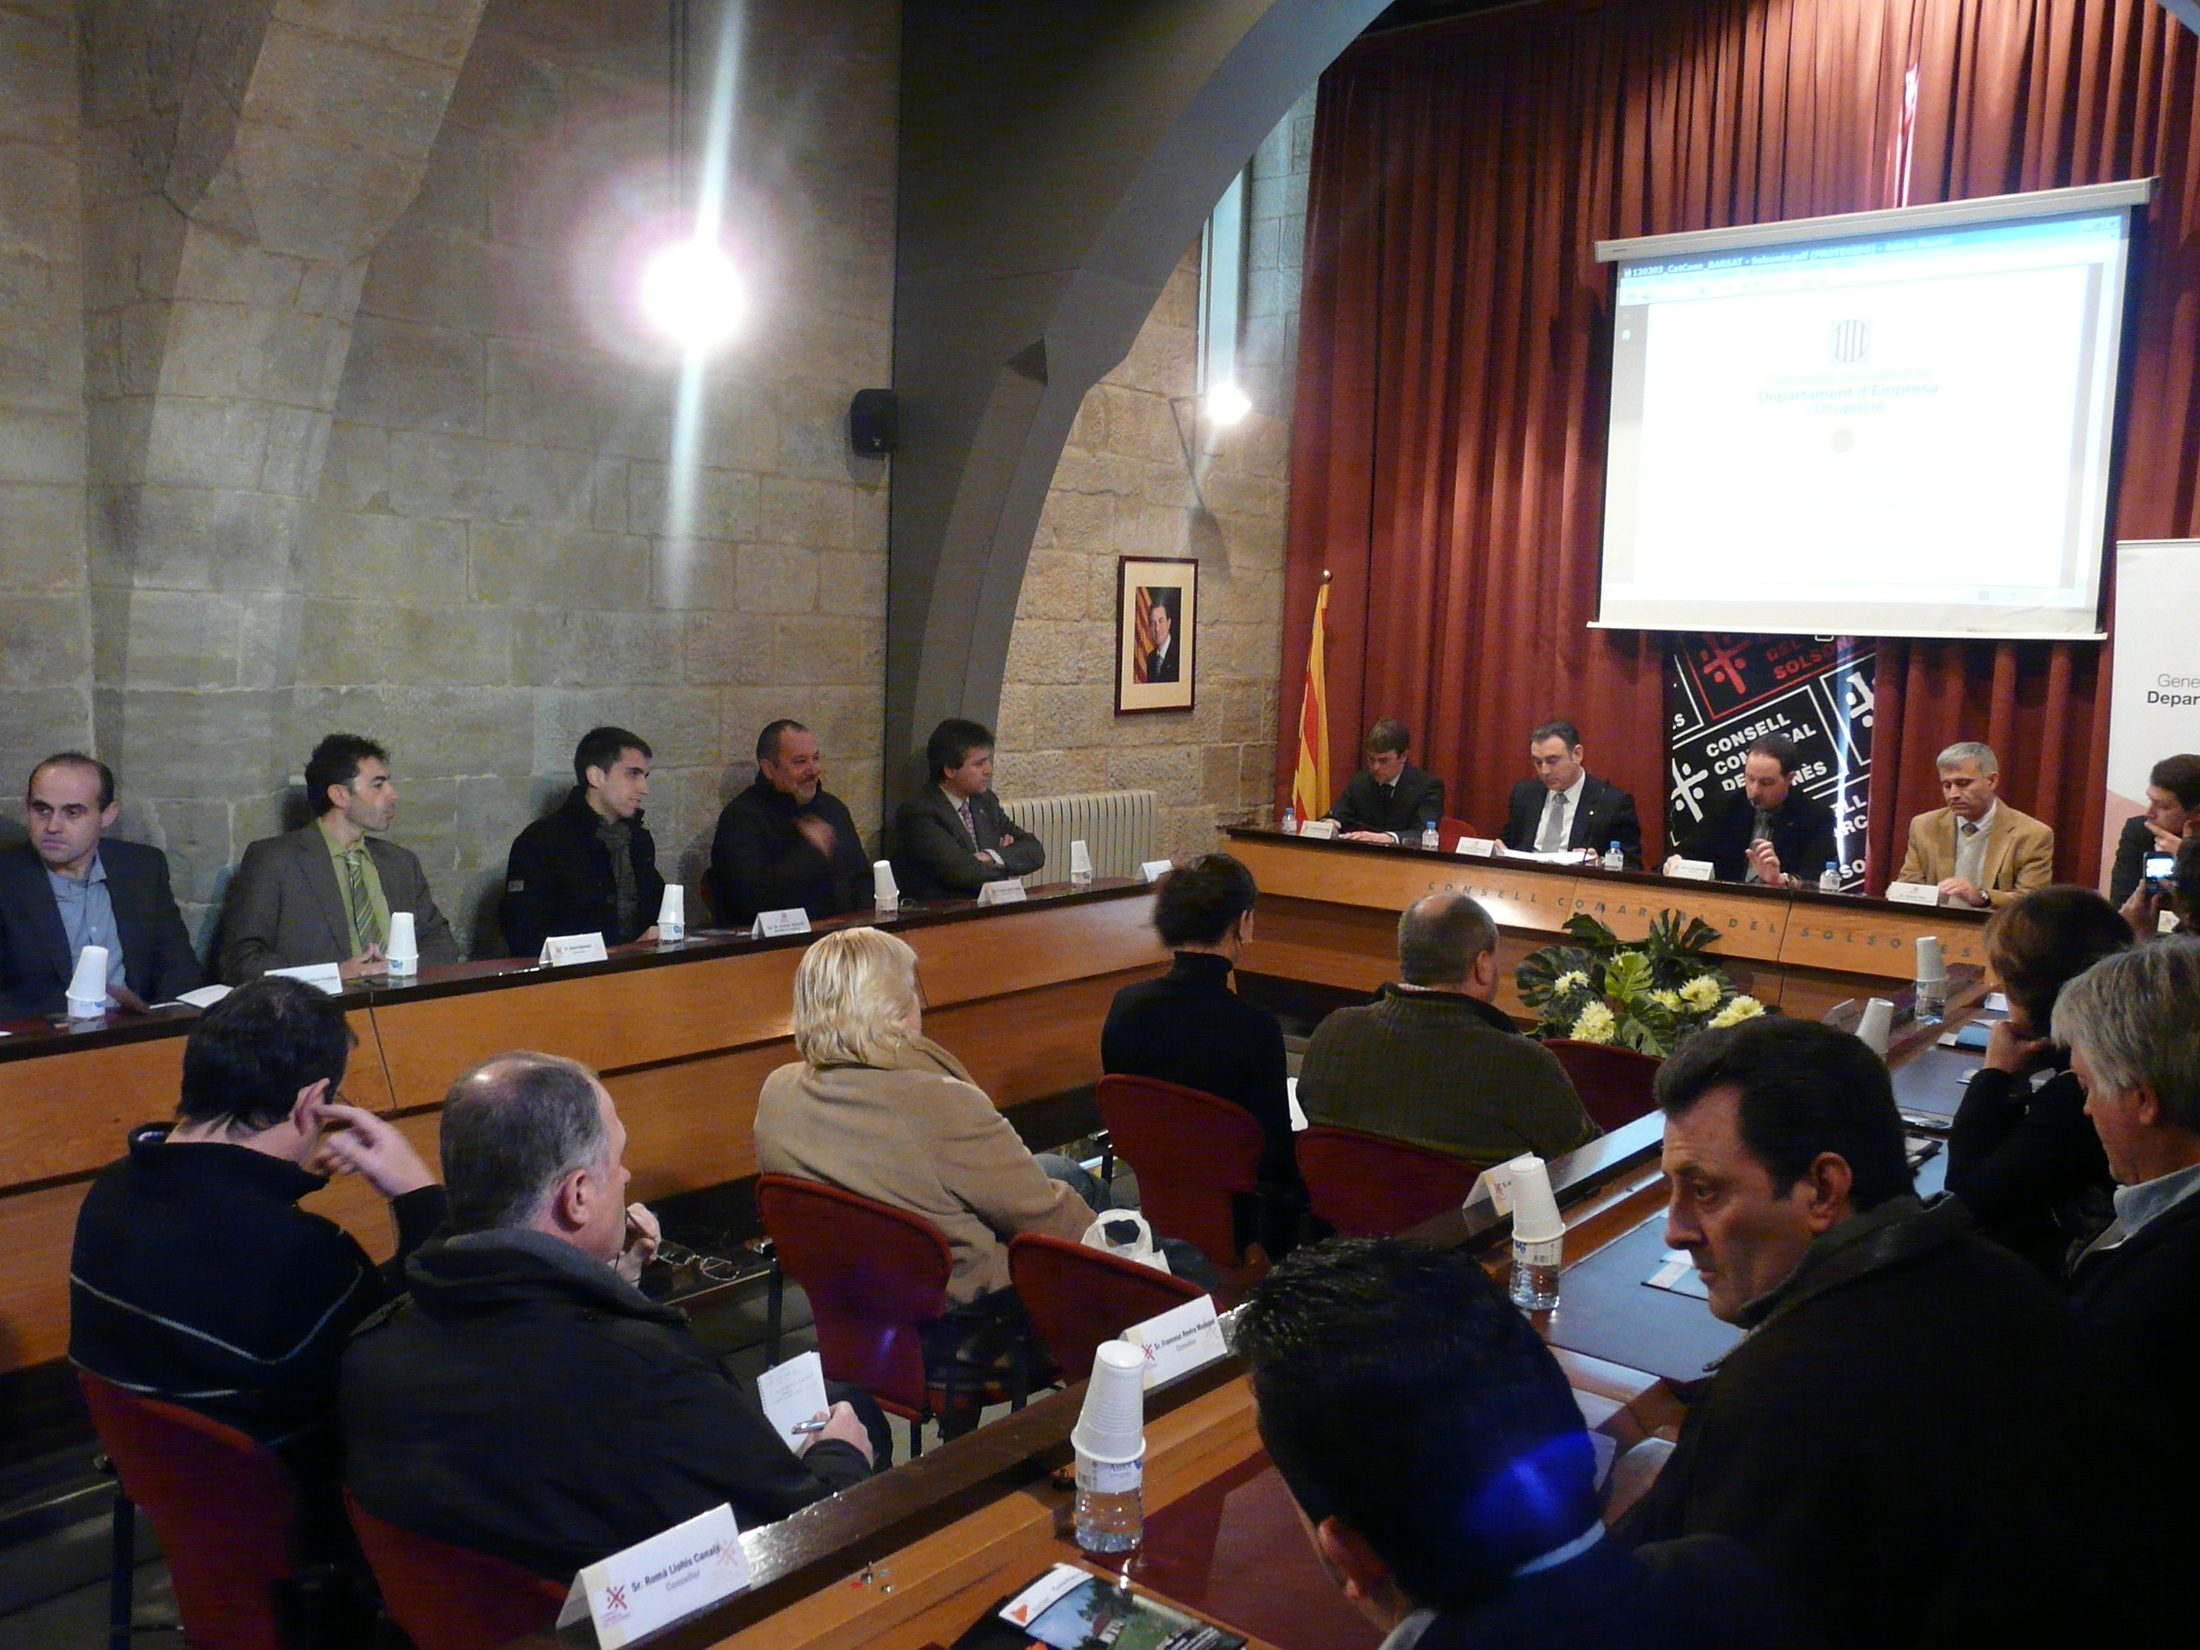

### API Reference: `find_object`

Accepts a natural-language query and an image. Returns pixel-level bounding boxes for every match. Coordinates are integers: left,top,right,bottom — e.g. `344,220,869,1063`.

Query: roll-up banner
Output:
2100,541,2200,886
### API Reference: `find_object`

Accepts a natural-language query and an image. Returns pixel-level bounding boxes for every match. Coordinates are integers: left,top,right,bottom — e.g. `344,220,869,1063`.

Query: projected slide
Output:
1597,199,2136,640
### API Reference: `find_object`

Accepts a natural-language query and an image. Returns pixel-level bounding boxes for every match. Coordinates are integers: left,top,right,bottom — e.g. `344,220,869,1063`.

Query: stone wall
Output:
994,87,1311,860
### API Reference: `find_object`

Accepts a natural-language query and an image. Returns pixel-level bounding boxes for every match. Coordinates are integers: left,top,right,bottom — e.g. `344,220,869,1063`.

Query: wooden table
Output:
0,881,1166,1386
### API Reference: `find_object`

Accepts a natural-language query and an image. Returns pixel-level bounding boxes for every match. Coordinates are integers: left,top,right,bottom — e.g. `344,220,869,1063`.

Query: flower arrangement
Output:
1517,911,1765,1057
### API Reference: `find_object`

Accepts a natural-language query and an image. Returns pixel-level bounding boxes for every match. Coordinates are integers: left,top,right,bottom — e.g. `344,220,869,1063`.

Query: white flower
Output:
1554,969,1590,994
1679,975,1722,1011
1709,994,1765,1028
1569,1001,1617,1043
1650,989,1682,1010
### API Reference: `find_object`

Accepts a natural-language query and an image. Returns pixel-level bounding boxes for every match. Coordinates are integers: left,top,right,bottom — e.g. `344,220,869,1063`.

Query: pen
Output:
792,1418,830,1434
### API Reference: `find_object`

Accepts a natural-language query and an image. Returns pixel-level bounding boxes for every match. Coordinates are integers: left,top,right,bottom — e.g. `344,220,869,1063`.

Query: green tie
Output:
343,848,383,953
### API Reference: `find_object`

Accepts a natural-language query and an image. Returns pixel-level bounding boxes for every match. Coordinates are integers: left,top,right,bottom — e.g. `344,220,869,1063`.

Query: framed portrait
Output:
1115,557,1198,714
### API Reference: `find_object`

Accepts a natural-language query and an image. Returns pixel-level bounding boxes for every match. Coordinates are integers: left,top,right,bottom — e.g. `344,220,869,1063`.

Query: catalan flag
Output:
1289,580,1332,822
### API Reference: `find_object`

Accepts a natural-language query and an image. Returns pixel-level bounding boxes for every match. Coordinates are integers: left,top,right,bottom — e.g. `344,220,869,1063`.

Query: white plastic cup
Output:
657,884,685,943
1070,839,1094,886
66,945,110,1020
1857,997,1894,1055
1072,1341,1147,1464
1503,1154,1565,1244
1913,934,1945,985
386,911,419,977
872,859,899,917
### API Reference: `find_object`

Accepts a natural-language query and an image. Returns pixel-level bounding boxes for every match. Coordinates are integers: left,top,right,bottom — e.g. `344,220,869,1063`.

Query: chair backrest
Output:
1296,1126,1484,1237
1438,814,1483,850
1007,1233,1205,1382
78,1371,299,1650
1095,1074,1265,1266
1543,1038,1663,1131
755,1174,954,1415
345,1491,567,1650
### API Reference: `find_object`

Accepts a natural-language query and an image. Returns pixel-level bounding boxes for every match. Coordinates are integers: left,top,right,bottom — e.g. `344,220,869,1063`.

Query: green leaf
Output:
1561,913,1621,953
1604,950,1655,1005
1515,944,1599,1008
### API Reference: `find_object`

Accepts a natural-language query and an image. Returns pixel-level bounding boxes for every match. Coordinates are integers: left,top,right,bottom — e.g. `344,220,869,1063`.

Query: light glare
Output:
1206,380,1252,425
639,239,745,350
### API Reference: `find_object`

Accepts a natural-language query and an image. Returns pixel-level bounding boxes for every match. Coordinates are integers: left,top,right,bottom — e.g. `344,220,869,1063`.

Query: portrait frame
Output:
1115,556,1198,715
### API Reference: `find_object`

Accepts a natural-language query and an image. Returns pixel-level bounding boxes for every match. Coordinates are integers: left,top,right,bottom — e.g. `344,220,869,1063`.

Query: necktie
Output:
342,848,384,953
1538,789,1566,851
957,796,978,847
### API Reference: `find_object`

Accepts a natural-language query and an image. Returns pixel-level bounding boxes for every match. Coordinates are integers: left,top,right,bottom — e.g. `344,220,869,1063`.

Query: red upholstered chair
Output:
1096,1075,1267,1268
344,1492,566,1650
1438,815,1484,851
1296,1126,1483,1237
78,1370,302,1650
1544,1039,1663,1131
1008,1232,1206,1382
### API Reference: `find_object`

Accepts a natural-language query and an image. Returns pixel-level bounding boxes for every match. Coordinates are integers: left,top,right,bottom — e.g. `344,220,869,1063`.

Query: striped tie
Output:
343,849,383,953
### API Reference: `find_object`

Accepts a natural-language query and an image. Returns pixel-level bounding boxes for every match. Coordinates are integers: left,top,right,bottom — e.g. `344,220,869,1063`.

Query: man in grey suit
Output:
217,735,460,983
892,719,1045,901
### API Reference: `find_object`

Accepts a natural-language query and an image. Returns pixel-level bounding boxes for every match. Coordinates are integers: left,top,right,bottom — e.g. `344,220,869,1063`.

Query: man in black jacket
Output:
2105,752,2200,907
2054,940,2200,1479
502,726,666,956
1235,1239,1785,1650
0,753,201,1018
892,718,1043,901
1615,1017,2164,1645
1499,720,1642,866
1325,718,1445,843
343,1051,881,1578
70,977,444,1501
1668,733,1838,887
710,719,871,926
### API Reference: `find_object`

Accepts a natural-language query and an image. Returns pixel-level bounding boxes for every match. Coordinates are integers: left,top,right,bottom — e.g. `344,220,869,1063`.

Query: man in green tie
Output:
216,735,461,983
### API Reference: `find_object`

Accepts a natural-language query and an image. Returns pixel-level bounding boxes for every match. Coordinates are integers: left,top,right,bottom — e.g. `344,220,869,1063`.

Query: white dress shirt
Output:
1536,774,1586,851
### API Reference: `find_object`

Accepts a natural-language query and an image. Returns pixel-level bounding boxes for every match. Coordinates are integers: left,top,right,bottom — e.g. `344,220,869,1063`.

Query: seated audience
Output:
892,718,1043,900
1298,892,1598,1164
1615,1016,2159,1644
1894,740,2054,908
1666,733,1836,887
1102,853,1301,1248
218,733,461,983
1325,718,1445,843
1499,720,1642,866
1946,886,2129,1275
2054,940,2200,1473
1,752,201,1017
710,718,871,927
2105,752,2200,907
70,978,442,1508
344,1052,882,1578
1236,1239,1784,1650
502,726,665,957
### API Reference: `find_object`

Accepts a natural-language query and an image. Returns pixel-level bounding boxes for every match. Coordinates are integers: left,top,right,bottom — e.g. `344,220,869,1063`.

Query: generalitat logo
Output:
1830,318,1871,365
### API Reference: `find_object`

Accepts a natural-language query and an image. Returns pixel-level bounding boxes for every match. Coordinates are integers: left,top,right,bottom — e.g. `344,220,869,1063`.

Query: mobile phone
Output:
2145,852,2176,894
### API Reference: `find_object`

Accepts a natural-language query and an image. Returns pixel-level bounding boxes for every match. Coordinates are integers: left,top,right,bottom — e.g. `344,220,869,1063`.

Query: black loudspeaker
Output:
849,388,898,455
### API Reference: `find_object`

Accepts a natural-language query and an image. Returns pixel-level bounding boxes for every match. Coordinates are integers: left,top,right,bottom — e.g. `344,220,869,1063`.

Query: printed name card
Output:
556,1503,750,1648
1456,837,1498,858
751,908,814,937
1884,881,1942,907
1665,859,1715,882
1295,819,1339,839
266,962,345,995
976,880,1028,906
1121,1294,1227,1390
1139,859,1176,883
538,933,610,966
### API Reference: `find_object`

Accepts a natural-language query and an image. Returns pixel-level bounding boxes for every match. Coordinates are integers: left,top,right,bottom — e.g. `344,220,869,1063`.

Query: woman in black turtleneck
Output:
1100,853,1300,1247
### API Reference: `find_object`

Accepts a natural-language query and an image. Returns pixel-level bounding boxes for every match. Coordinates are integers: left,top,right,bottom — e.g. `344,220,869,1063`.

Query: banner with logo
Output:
1665,635,1875,889
2100,540,2200,884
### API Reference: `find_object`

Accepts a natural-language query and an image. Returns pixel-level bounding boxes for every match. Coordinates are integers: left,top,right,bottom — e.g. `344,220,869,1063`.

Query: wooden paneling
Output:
1777,902,1988,974
1232,836,1583,933
0,1182,90,1370
1564,881,1789,963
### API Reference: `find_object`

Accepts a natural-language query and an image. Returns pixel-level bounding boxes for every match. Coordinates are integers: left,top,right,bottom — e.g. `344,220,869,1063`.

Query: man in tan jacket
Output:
1895,741,2055,909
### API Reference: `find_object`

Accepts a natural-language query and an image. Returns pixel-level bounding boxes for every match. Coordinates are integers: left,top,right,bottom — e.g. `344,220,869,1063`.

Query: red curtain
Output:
1278,0,2200,889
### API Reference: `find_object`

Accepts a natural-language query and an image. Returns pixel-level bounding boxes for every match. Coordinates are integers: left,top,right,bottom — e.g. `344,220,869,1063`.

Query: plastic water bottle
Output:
1421,822,1440,851
1280,804,1297,835
1511,1233,1562,1311
1819,861,1842,894
1914,976,1947,1025
1073,1343,1146,1555
1601,840,1623,872
1074,1454,1145,1554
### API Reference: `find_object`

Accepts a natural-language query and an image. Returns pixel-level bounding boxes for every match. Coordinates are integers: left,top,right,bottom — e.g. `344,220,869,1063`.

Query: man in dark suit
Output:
1325,718,1445,843
1143,589,1181,683
218,734,460,983
1668,733,1838,887
710,718,871,926
892,718,1044,901
0,753,201,1018
2107,753,2200,908
502,727,666,957
1499,719,1642,866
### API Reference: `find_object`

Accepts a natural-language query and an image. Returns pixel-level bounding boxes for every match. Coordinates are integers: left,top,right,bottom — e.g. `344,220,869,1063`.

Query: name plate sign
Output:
752,908,814,937
1139,859,1175,883
539,933,609,966
1121,1294,1227,1389
1666,859,1716,882
976,880,1028,907
557,1503,750,1648
1295,819,1339,839
1456,838,1498,858
1884,882,1942,907
266,962,345,995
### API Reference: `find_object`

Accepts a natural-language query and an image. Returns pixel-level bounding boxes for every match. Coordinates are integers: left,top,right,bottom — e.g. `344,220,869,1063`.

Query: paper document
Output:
174,984,233,1010
1504,848,1586,865
756,1352,829,1453
1644,1249,1711,1300
1286,1076,1306,1132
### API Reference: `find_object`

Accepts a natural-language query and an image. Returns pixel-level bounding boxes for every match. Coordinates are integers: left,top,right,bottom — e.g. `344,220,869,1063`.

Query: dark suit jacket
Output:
1415,1535,1787,1650
1326,763,1445,839
501,789,666,958
1673,787,1838,885
1144,639,1179,683
2107,814,2165,909
216,824,460,983
2071,1187,2200,1485
708,777,870,926
892,786,1044,901
1501,774,1643,866
0,840,202,1017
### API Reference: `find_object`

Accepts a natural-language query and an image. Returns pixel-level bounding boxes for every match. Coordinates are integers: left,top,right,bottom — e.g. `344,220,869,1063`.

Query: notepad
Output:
756,1352,829,1453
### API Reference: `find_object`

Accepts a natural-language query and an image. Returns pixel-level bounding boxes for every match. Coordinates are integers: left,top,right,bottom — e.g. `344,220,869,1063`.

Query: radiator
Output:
1001,789,1157,886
